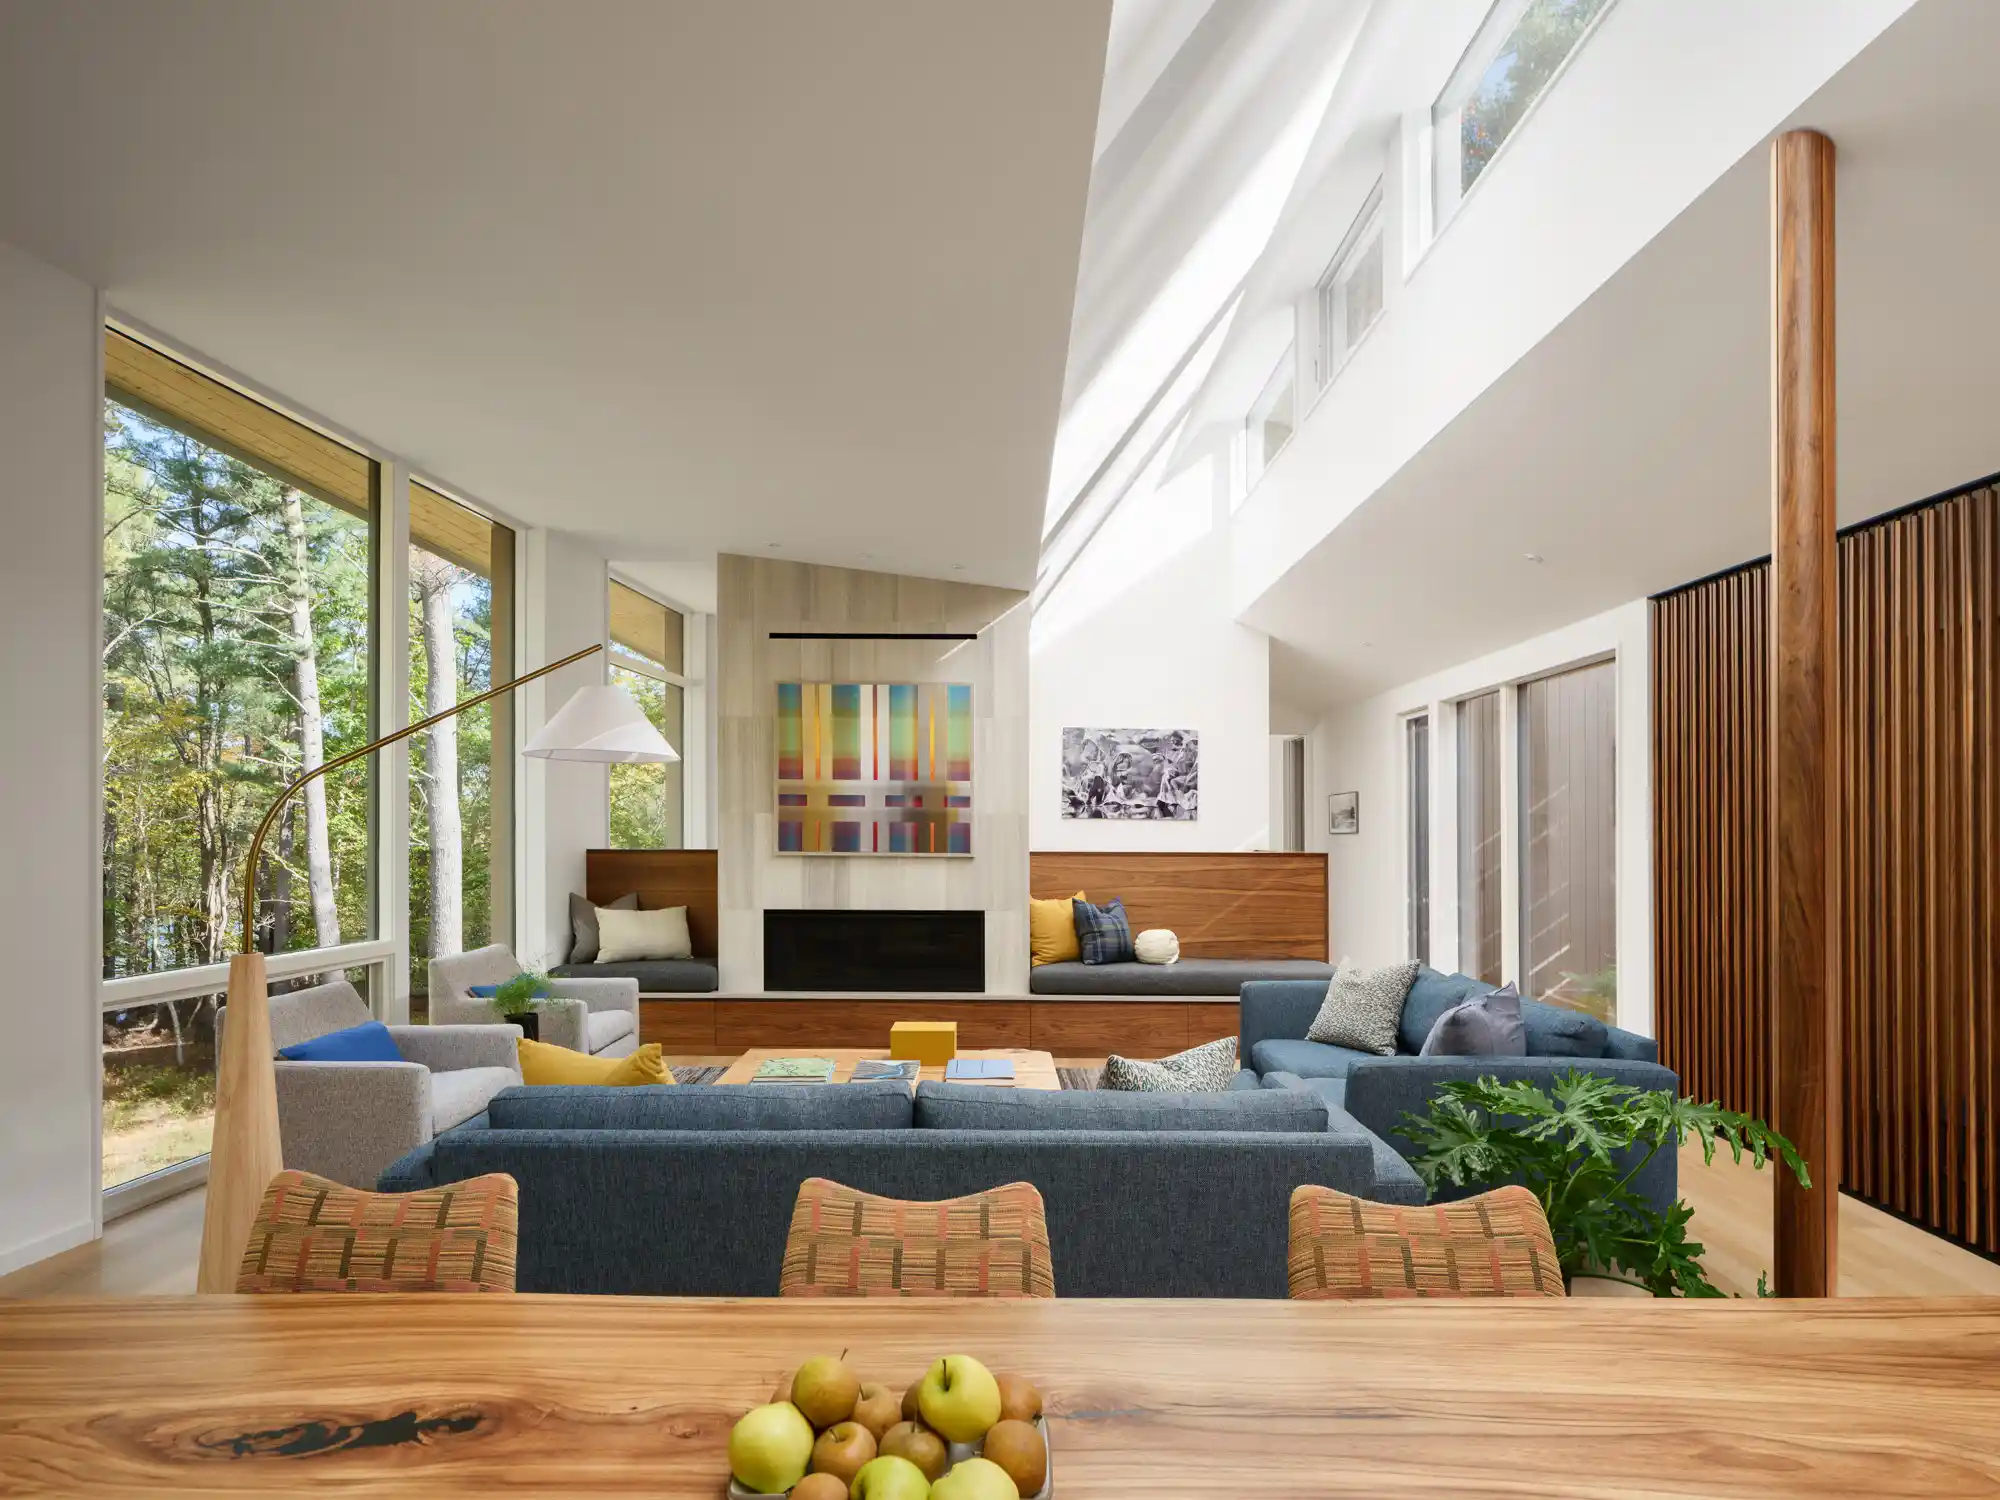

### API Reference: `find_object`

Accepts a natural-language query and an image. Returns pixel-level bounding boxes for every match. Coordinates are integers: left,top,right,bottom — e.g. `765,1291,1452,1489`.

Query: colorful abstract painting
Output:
776,682,973,854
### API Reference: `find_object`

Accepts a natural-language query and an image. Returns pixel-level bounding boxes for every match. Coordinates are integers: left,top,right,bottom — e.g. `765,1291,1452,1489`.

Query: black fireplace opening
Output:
764,909,984,993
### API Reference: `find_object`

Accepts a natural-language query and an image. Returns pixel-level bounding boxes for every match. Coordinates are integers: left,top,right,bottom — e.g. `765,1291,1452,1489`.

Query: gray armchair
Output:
219,979,522,1189
427,943,640,1058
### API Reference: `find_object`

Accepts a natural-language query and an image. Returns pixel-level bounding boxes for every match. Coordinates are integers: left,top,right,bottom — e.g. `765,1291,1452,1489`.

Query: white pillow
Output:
594,905,692,963
1134,929,1180,965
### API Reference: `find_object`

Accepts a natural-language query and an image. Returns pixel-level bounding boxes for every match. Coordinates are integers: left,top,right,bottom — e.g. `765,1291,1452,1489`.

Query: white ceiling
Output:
1251,0,2000,706
0,0,1110,591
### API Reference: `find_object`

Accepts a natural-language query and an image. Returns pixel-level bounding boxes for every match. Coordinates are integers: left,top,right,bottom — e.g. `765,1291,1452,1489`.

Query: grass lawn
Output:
103,1055,215,1189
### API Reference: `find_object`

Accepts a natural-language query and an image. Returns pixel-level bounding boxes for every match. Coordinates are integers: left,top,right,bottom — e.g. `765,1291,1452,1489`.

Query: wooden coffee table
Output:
715,1047,1061,1091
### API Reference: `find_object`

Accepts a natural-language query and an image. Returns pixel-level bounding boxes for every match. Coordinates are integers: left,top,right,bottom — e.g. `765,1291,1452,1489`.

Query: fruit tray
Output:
727,1414,1053,1499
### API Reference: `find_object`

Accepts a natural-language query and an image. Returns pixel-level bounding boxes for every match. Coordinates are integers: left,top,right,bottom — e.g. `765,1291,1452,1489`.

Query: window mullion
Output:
376,456,412,1023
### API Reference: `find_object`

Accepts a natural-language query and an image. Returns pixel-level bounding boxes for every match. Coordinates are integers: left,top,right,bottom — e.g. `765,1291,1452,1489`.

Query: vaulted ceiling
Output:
0,0,1111,588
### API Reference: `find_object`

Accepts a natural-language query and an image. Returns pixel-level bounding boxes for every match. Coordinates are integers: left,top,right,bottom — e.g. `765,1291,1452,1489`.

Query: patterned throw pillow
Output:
1102,1034,1239,1093
1306,958,1420,1056
1073,897,1136,965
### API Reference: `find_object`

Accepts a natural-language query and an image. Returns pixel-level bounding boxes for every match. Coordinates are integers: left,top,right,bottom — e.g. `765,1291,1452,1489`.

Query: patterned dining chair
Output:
1287,1183,1566,1300
779,1177,1056,1298
235,1169,519,1293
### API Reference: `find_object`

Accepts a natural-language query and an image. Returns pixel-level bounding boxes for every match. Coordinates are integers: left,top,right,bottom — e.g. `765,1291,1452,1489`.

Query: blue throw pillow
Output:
278,1020,402,1063
468,974,551,1001
1073,897,1136,965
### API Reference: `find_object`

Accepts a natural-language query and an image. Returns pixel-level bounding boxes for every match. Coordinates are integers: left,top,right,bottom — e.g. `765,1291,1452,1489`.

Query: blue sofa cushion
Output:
485,1081,913,1131
278,1020,401,1063
1396,968,1488,1054
1248,1037,1374,1080
913,1081,1327,1134
1519,996,1609,1058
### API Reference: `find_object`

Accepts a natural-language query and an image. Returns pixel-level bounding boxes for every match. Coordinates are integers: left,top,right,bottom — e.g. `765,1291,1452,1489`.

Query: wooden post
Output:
195,952,282,1293
1769,129,1840,1296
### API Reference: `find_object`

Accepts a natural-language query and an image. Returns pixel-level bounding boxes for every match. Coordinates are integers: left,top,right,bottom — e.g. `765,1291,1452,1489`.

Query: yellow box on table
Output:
888,1020,958,1065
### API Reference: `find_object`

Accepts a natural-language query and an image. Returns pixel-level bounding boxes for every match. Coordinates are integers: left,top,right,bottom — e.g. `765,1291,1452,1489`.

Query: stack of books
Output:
944,1057,1016,1087
750,1056,836,1085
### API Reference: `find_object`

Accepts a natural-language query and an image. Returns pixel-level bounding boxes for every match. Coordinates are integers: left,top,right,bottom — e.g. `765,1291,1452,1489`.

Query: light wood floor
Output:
9,1079,1997,1300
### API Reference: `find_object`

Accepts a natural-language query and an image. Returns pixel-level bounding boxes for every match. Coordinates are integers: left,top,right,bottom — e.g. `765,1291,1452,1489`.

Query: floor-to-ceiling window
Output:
408,482,515,1008
607,579,685,849
1455,691,1504,984
100,329,380,1193
1519,660,1616,1020
1406,713,1431,964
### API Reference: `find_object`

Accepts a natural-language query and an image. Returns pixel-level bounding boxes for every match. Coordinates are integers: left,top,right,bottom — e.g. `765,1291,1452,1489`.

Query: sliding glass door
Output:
1455,692,1504,985
1518,660,1617,1020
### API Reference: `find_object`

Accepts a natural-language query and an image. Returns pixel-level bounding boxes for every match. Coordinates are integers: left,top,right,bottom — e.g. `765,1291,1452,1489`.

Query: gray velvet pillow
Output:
567,890,637,963
1420,982,1530,1058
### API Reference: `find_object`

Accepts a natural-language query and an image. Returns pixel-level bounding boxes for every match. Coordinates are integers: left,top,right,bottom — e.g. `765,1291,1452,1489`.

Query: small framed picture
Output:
1328,791,1359,836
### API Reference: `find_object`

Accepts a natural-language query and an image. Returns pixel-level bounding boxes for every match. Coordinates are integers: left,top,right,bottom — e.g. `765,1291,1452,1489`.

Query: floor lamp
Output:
194,640,679,1292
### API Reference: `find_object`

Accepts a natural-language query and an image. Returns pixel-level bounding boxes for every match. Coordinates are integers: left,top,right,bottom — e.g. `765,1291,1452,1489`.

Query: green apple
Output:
791,1355,861,1430
727,1402,814,1495
916,1355,1002,1444
931,1456,1021,1500
849,1453,934,1500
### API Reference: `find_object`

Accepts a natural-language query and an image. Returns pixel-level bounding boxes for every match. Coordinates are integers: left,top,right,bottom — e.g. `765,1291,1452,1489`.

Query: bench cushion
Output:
549,958,719,993
1029,958,1334,996
486,1081,913,1131
913,1081,1328,1134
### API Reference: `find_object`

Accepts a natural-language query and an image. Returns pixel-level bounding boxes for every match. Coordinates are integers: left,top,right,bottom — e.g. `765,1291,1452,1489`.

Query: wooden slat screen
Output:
1653,480,2000,1257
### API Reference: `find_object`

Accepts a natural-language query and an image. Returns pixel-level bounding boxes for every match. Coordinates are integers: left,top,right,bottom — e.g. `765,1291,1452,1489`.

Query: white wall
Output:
0,243,103,1275
1309,599,1651,1036
1031,440,1271,851
1231,0,1918,619
517,527,608,966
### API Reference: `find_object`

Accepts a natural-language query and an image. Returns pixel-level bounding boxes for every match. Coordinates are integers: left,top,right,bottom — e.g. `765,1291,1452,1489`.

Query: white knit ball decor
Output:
1134,928,1180,965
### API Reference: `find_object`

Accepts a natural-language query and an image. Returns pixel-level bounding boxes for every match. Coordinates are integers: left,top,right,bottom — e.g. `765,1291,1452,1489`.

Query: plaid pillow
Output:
1072,897,1135,965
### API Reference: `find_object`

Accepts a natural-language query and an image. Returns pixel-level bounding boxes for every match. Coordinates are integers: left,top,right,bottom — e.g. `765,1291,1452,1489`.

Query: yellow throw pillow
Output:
517,1037,674,1087
1028,891,1086,967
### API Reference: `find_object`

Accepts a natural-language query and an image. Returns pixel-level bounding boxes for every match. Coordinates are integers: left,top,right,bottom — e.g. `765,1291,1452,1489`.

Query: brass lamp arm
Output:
237,641,604,954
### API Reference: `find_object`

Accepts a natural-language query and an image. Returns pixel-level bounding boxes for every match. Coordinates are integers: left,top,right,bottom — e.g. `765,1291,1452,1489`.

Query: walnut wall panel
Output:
1653,480,2000,1258
586,849,719,957
1028,852,1328,960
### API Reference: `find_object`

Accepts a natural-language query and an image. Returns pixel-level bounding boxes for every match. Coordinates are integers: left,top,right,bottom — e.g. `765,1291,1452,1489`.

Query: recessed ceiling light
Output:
1524,552,1545,564
951,563,966,571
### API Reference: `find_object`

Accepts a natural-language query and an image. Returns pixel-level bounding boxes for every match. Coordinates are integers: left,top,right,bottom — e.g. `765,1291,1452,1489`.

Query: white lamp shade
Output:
524,684,679,763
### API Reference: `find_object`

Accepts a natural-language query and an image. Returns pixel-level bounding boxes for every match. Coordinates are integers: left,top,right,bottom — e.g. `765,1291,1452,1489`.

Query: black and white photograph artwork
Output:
1060,727,1199,820
1329,790,1359,835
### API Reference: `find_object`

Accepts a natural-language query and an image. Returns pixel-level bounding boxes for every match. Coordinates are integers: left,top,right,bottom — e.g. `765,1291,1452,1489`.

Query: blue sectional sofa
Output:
1242,968,1679,1213
380,1077,1409,1298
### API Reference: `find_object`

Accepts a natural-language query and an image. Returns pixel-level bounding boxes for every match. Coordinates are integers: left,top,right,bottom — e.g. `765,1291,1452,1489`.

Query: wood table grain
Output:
1,1296,1995,1497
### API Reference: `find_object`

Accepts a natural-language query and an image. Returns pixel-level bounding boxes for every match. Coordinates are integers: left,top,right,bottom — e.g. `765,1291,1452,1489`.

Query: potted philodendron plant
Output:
489,967,556,1042
1400,1069,1809,1297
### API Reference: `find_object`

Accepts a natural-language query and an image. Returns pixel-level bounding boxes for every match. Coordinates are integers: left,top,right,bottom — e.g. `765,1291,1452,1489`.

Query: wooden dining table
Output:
1,1295,1995,1497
